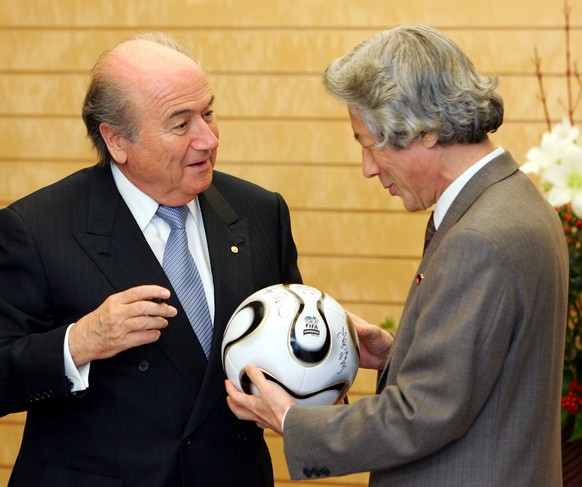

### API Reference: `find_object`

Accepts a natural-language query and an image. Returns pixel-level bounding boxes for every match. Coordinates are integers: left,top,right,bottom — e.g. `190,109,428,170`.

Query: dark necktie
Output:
423,212,436,255
156,204,213,358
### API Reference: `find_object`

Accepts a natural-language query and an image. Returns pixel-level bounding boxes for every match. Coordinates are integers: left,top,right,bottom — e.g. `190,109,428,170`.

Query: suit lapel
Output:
73,166,209,390
73,168,254,433
73,166,165,294
423,151,519,258
377,152,520,391
184,181,253,434
200,183,253,340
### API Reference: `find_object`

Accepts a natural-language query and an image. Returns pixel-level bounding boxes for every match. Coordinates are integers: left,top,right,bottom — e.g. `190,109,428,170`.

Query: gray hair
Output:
323,24,504,149
81,32,196,167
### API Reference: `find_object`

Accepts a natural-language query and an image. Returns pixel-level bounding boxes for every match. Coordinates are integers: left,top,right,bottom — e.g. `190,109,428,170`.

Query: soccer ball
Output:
222,283,360,406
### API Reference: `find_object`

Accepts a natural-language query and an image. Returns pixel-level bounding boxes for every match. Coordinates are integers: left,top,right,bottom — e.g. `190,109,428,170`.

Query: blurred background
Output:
1,1,579,485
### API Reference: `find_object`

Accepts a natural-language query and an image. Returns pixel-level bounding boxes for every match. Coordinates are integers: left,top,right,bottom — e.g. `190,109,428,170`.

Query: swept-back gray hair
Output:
82,32,197,167
323,24,503,149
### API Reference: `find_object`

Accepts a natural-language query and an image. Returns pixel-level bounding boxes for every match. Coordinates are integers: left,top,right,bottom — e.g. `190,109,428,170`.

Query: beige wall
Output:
0,0,579,485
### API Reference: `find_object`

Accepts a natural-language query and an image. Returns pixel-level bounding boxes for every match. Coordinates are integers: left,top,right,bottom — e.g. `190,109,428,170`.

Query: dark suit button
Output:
303,468,313,478
237,432,248,442
137,360,150,372
311,467,329,477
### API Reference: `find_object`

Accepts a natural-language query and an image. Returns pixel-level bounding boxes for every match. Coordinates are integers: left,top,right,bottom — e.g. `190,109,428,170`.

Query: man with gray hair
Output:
226,24,568,486
0,32,301,486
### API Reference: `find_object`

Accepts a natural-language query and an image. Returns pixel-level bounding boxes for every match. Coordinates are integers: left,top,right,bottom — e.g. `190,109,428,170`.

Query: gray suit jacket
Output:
0,165,301,487
283,152,568,486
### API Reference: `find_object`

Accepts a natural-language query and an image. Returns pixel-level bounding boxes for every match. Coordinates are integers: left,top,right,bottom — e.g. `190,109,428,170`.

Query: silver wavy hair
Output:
323,24,504,149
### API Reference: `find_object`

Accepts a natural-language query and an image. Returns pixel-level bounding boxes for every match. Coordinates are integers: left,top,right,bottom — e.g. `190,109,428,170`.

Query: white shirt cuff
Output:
64,323,90,392
281,405,293,432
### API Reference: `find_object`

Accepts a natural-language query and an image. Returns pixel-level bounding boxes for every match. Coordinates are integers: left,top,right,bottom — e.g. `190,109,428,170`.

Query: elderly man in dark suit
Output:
0,32,301,486
226,24,568,486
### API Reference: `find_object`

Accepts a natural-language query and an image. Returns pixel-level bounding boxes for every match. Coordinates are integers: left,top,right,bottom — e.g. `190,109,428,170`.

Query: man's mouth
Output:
188,159,209,167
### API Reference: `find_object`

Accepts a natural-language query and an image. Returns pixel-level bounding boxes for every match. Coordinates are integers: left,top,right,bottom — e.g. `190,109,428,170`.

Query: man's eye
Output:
174,122,188,131
203,110,215,121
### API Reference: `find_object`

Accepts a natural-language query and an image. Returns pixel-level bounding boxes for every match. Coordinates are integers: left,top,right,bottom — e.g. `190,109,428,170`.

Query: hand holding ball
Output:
221,284,360,405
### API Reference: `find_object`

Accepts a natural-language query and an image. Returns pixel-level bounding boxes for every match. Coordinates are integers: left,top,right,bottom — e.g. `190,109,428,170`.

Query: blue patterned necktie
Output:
156,204,213,358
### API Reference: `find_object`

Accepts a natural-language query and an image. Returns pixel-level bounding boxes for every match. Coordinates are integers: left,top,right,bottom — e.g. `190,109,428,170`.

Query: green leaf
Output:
563,369,574,397
568,412,582,443
379,316,395,331
562,408,572,431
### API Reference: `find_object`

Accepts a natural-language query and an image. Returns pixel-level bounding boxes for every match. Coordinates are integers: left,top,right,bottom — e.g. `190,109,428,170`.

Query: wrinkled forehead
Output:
104,39,213,113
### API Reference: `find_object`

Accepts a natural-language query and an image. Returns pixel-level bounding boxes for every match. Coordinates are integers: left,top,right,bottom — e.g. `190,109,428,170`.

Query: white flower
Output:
521,118,581,175
522,117,582,217
544,142,582,215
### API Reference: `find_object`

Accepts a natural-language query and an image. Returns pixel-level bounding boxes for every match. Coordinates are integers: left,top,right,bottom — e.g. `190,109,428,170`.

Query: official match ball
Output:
222,283,360,406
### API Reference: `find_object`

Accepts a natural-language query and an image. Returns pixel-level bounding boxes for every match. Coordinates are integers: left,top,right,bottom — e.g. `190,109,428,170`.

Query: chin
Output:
192,170,213,194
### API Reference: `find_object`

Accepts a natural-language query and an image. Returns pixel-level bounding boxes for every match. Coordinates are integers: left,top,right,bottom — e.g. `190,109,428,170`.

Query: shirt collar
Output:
110,162,201,230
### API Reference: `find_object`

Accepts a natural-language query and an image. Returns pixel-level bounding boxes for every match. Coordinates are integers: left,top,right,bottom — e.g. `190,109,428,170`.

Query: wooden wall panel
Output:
298,256,419,305
1,29,581,75
0,0,567,28
1,73,576,123
0,0,578,486
348,369,379,399
292,212,427,257
0,414,25,486
0,424,23,466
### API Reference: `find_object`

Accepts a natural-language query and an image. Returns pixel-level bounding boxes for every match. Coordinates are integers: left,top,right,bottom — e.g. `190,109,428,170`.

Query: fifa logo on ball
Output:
303,316,320,336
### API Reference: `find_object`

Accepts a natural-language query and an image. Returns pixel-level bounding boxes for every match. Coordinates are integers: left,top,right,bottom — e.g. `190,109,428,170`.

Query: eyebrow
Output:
169,95,215,120
354,133,377,149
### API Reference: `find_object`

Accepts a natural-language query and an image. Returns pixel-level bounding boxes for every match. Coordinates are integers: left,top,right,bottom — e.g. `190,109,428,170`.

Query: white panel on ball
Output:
222,283,360,406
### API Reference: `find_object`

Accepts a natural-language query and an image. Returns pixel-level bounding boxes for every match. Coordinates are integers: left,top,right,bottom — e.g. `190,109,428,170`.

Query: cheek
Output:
374,153,395,175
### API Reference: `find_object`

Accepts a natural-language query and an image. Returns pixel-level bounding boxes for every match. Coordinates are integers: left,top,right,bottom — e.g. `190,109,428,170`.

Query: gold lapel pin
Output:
230,245,239,254
416,273,424,285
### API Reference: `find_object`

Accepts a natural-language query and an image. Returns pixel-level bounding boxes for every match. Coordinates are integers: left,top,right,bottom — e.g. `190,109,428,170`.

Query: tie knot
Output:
156,205,189,230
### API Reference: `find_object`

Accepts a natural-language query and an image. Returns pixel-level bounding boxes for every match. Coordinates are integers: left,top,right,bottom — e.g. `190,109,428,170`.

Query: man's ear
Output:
99,123,128,164
421,132,439,149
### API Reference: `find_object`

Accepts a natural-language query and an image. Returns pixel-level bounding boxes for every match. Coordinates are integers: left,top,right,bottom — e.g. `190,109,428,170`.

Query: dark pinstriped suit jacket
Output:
0,165,301,487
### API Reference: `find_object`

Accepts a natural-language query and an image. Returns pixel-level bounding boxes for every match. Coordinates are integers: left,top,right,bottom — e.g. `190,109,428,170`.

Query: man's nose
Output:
361,149,379,179
192,121,219,150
